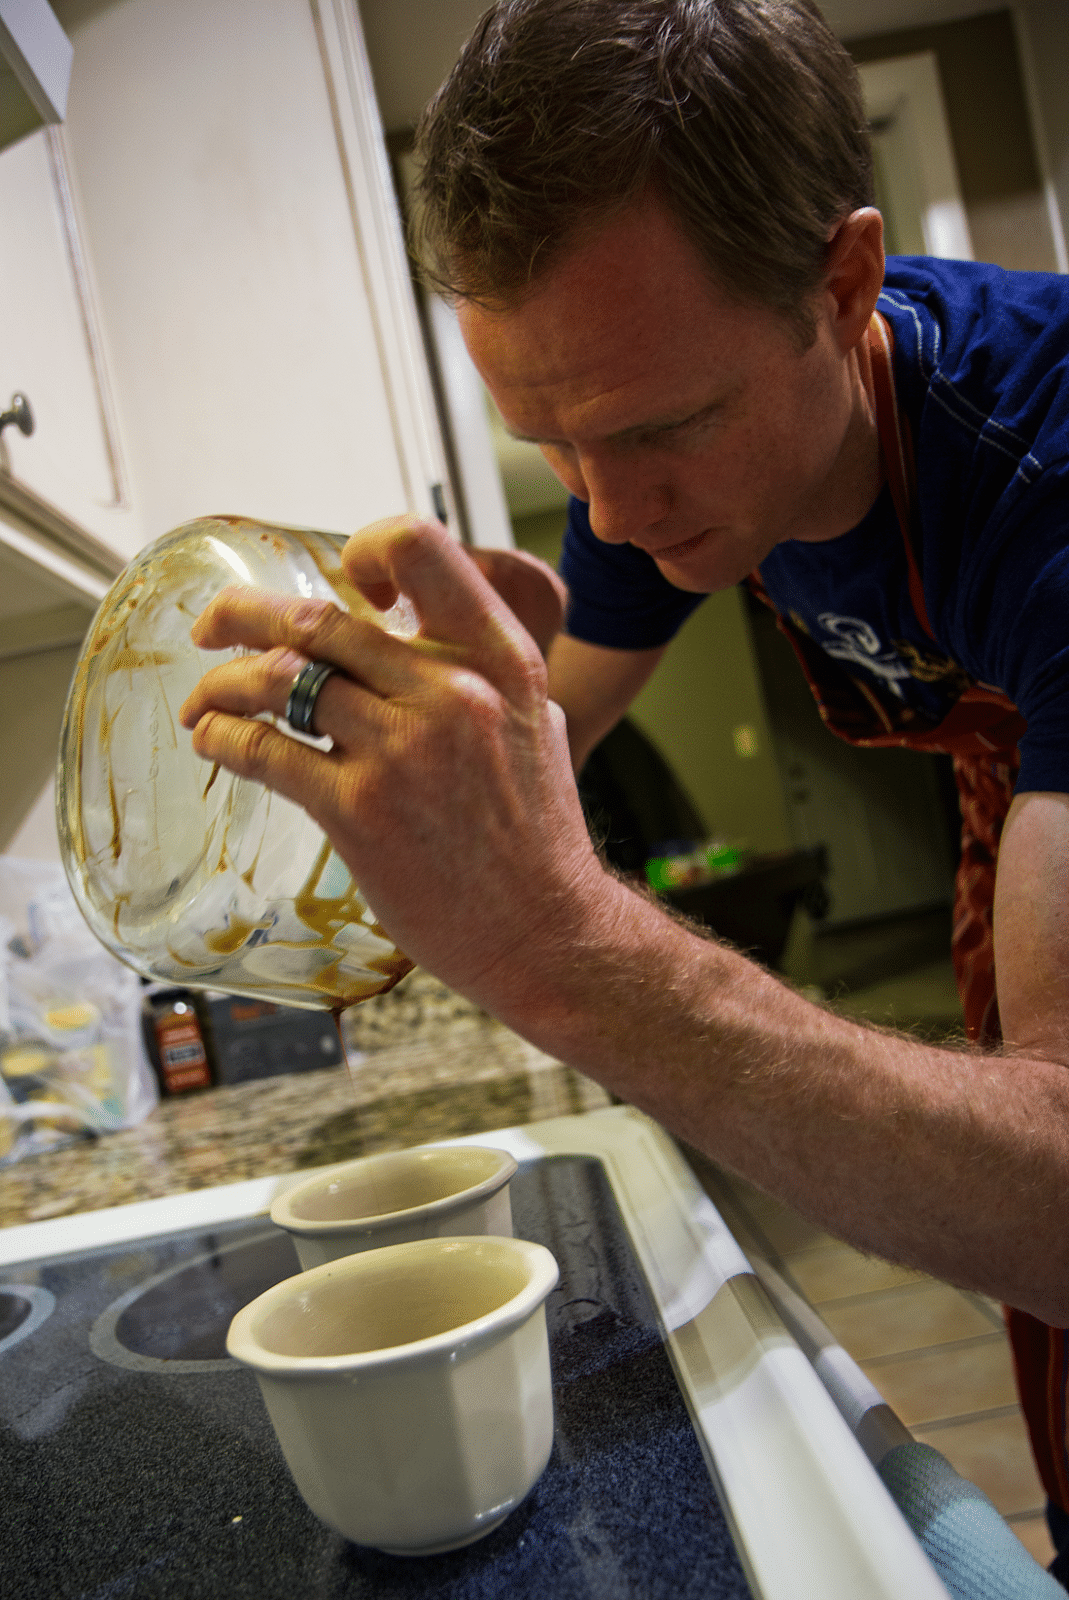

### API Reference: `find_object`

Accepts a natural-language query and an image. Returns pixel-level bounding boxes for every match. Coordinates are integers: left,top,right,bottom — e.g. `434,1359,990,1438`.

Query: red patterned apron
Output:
749,312,1069,1512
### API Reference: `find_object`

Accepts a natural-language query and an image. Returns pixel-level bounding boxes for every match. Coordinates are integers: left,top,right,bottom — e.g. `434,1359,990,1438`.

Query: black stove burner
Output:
0,1282,55,1358
112,1230,300,1361
0,1157,751,1600
0,1290,32,1342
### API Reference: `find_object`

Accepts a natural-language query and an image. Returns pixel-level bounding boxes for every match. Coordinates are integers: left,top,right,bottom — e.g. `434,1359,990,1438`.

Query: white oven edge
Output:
0,1104,951,1600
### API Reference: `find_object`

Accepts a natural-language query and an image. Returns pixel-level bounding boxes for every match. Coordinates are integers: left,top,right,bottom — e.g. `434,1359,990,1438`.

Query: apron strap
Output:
867,312,936,641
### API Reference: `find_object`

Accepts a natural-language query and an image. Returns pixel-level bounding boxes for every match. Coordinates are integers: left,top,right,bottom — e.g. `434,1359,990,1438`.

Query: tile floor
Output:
711,1169,1054,1568
695,934,1057,1572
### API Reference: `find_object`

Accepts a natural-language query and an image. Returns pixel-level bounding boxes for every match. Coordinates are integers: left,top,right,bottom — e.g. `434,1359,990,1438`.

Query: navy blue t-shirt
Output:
558,257,1069,794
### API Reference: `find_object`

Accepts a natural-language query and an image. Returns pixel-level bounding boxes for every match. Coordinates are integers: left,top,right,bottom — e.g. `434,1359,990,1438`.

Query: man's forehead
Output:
460,197,716,343
455,202,792,442
460,301,719,444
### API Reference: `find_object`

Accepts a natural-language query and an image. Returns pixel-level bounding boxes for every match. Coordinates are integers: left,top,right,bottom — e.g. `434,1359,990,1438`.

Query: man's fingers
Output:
342,518,548,701
191,589,351,658
188,519,552,729
337,515,414,612
187,589,437,702
342,517,497,641
180,646,356,738
188,706,340,819
468,547,567,656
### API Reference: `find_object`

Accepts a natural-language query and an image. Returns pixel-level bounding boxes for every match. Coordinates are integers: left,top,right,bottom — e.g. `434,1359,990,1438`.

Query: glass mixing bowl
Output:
57,515,414,1012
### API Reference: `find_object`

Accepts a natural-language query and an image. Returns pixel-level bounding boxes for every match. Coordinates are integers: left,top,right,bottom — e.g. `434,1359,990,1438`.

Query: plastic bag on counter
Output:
0,856,159,1166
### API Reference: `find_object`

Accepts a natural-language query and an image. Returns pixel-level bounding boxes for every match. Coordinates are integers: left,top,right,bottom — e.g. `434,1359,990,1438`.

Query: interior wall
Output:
848,8,1060,271
628,591,790,855
357,0,487,132
0,539,94,862
1013,0,1069,268
5,776,62,860
0,646,78,859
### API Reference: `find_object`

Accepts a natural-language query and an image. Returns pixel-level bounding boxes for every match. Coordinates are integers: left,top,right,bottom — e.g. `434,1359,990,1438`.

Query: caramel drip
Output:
108,648,172,671
240,790,273,892
204,915,276,955
106,774,121,862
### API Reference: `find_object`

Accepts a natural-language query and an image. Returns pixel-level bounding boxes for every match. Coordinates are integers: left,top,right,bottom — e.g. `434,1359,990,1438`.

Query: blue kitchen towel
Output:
879,1441,1063,1599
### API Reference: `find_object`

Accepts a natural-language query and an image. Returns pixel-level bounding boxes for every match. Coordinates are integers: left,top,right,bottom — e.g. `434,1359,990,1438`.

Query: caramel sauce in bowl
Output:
56,516,414,1012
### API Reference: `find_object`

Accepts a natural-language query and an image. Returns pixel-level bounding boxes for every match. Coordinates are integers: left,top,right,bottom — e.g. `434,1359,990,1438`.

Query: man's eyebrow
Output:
502,423,561,446
503,398,724,449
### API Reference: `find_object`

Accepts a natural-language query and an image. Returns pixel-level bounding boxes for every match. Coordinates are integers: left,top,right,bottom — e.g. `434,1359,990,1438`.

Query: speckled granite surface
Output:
0,972,611,1228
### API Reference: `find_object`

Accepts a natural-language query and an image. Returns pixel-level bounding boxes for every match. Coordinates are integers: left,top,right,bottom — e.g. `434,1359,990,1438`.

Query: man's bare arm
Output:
547,634,666,771
465,546,664,769
180,518,1069,1326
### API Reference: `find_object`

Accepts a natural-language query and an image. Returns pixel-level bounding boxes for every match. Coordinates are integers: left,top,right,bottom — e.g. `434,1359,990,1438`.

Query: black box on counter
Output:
194,994,344,1085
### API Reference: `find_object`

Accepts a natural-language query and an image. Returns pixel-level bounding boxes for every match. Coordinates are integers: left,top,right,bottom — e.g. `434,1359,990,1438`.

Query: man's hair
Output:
413,0,873,329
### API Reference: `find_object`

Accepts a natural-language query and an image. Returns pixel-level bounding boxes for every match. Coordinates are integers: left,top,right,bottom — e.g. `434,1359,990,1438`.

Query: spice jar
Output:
57,515,414,1012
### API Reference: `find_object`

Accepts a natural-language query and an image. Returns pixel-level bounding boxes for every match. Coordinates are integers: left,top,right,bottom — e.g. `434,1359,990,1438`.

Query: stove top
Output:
0,1108,948,1599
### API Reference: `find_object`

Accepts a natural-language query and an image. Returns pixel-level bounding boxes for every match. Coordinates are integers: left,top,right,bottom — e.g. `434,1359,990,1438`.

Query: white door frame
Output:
310,0,453,526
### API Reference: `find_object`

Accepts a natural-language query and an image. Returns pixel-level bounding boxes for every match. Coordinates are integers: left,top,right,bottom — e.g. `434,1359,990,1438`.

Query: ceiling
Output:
358,0,1009,133
819,0,1005,37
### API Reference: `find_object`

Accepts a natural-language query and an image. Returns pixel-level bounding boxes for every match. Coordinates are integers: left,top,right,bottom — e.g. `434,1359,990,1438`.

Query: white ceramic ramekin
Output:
227,1234,559,1553
269,1144,518,1269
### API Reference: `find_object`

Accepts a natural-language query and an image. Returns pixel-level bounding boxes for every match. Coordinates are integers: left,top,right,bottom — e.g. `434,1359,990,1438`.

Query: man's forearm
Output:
546,635,666,771
485,871,1069,1325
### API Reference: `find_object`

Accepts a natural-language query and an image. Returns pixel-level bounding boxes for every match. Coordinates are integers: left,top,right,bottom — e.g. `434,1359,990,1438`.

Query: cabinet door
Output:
0,125,139,567
56,0,450,555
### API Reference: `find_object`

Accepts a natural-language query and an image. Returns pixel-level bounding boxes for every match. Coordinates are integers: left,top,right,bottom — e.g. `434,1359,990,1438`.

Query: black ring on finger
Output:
285,659,339,737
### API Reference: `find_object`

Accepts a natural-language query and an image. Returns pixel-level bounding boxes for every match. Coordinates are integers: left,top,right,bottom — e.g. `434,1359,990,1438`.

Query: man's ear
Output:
823,208,885,351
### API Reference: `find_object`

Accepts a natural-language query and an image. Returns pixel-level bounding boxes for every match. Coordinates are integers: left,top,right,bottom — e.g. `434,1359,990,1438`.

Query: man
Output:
179,0,1069,1572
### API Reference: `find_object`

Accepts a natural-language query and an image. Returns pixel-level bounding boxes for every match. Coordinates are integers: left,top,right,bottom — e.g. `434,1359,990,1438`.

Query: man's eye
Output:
680,411,720,437
644,420,709,449
658,411,719,446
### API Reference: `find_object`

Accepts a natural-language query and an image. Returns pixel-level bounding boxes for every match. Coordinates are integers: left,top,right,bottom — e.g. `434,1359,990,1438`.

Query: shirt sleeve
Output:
950,466,1069,795
558,496,706,649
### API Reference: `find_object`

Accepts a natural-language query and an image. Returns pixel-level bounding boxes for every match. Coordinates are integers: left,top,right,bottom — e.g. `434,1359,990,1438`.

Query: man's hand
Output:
465,543,668,772
178,516,609,1009
466,546,567,658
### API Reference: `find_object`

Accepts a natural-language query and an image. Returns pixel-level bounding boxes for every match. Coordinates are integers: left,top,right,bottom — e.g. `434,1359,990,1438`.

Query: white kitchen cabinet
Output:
0,108,124,859
0,122,138,580
51,0,450,560
1,0,449,583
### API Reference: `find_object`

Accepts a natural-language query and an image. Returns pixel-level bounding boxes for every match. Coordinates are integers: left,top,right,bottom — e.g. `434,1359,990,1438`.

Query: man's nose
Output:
573,452,672,545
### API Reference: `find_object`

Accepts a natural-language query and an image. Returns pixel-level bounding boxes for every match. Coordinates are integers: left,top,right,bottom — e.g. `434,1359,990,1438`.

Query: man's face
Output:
457,193,871,593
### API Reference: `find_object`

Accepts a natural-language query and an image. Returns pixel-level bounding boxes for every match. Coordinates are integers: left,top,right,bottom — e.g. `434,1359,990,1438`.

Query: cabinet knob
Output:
0,393,34,439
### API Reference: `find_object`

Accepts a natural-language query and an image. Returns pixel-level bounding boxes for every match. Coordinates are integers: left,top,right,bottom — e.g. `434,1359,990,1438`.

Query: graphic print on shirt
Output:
892,640,972,698
812,614,976,712
816,614,913,699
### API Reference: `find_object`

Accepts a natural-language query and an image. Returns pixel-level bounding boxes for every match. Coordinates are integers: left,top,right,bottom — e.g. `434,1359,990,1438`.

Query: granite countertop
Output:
0,971,611,1229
